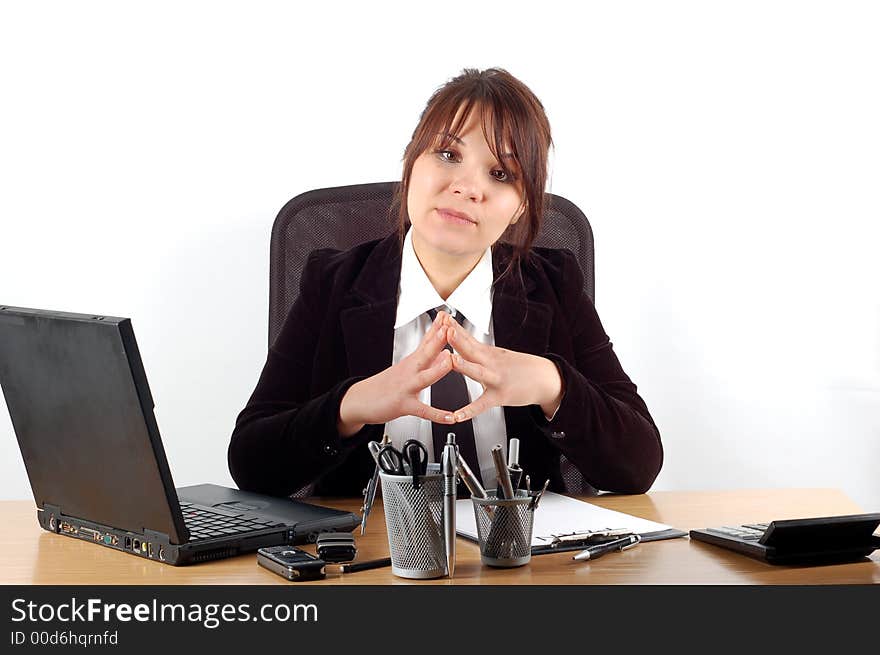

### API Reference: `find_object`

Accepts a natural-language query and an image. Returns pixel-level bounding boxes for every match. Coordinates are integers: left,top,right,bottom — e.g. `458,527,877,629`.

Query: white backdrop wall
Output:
2,2,878,510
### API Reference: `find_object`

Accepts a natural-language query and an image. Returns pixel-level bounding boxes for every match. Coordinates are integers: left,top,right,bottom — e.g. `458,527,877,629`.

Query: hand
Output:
445,319,564,423
337,310,459,437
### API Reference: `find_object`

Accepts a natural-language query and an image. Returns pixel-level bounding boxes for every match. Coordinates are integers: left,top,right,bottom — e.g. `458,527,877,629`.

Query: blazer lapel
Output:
340,232,402,378
491,245,554,444
490,244,552,356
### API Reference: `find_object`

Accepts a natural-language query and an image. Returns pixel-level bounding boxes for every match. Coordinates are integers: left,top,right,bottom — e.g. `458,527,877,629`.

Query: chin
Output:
423,231,478,257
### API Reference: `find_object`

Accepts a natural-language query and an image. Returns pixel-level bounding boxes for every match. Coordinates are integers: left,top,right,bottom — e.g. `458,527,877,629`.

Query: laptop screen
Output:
0,306,188,543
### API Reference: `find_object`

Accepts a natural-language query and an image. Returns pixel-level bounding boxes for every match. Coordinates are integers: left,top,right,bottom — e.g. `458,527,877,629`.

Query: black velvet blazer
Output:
228,231,663,497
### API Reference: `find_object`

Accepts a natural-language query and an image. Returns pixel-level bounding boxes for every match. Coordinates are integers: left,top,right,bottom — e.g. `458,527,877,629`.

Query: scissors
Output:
377,439,428,490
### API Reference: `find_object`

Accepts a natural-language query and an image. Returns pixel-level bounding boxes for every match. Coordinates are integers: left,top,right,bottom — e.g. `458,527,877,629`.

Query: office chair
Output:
268,181,597,497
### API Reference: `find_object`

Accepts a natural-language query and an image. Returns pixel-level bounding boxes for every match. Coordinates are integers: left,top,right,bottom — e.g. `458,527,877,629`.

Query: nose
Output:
448,168,485,202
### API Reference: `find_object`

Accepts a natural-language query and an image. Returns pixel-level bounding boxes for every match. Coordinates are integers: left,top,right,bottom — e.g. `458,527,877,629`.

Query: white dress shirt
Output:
384,226,558,488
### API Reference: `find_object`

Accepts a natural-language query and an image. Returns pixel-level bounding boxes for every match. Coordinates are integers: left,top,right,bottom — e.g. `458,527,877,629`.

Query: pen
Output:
550,529,634,547
455,450,487,499
532,542,604,556
572,534,641,561
531,530,636,556
442,433,457,578
336,557,392,574
456,451,495,521
507,438,523,490
491,444,514,499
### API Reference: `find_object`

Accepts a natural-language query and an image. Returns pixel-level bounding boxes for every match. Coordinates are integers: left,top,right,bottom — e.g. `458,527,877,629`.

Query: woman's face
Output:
407,104,525,261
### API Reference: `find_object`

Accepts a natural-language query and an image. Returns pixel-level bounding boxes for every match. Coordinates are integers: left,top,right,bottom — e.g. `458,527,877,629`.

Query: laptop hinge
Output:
144,528,173,545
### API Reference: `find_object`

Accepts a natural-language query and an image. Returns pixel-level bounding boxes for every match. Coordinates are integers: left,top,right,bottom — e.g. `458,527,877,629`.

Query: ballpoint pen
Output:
361,435,390,535
455,451,487,499
456,451,494,520
442,433,457,578
572,534,641,561
491,444,514,499
507,437,523,490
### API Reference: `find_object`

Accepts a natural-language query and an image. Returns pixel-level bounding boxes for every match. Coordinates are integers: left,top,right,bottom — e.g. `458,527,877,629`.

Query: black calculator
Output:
689,513,880,565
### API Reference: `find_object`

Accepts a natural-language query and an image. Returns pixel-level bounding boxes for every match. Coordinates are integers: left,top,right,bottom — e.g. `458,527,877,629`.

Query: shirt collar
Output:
394,225,493,335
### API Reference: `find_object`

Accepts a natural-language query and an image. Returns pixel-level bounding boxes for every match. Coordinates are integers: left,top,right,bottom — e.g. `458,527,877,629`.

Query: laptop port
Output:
133,539,141,551
158,546,166,561
78,527,100,540
125,537,132,550
148,543,154,558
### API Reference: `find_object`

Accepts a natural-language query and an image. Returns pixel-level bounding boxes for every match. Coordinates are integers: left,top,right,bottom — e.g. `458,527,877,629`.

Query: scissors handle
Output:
401,440,427,474
405,441,423,490
377,445,405,476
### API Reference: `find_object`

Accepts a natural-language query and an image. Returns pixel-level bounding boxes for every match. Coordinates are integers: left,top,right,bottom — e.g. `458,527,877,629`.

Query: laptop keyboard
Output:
179,502,284,542
704,523,769,541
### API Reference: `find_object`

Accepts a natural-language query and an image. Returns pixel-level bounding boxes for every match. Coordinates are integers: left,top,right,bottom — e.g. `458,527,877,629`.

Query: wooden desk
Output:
2,488,878,585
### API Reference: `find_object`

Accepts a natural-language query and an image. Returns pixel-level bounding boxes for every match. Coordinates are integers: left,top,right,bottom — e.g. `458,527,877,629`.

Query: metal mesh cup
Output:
379,472,448,579
471,490,535,567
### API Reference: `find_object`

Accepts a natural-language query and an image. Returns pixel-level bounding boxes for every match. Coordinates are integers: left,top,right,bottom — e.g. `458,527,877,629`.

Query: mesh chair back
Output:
269,181,597,496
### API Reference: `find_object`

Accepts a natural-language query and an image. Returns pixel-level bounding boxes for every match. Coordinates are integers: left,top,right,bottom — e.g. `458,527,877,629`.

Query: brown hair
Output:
391,67,554,291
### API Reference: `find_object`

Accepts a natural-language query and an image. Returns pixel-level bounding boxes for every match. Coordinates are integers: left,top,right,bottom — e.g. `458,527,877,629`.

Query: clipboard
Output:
455,492,687,554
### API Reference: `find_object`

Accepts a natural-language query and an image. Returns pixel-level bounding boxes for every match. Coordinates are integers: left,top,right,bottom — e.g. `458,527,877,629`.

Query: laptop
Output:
0,305,360,566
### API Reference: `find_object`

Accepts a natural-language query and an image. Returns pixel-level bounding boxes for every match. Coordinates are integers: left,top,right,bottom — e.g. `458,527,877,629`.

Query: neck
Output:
411,232,483,301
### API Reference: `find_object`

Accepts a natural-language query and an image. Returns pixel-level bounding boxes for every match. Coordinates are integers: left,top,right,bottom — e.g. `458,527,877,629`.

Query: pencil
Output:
338,557,392,573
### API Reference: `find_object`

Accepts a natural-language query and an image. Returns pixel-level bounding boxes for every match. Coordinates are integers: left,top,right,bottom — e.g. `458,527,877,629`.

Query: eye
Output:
434,149,517,183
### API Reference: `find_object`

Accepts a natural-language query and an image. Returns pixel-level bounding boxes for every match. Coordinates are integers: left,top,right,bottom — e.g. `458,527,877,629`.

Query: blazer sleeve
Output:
529,250,664,494
227,249,374,497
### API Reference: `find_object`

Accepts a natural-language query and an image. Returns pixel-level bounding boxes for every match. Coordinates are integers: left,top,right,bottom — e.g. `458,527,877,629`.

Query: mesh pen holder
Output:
379,471,448,579
471,490,535,567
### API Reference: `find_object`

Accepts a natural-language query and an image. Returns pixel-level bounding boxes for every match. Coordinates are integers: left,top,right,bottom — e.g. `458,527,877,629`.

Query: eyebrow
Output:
437,132,515,159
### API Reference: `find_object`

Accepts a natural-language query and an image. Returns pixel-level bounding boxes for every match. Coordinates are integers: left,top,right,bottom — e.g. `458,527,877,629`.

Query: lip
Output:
437,208,477,225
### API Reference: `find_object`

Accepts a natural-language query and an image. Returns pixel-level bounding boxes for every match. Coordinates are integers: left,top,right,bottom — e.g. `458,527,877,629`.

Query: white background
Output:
1,1,878,511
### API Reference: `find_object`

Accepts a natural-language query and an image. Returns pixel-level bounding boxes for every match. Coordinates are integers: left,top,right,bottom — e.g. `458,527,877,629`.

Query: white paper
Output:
455,491,677,546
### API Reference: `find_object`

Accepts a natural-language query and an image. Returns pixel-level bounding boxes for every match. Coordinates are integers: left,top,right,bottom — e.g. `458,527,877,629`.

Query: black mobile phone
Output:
257,546,326,581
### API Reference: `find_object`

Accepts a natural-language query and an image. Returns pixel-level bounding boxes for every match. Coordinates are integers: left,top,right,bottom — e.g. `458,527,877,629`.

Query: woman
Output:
228,68,663,498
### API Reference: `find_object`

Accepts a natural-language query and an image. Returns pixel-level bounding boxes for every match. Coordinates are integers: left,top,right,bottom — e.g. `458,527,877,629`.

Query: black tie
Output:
426,307,482,489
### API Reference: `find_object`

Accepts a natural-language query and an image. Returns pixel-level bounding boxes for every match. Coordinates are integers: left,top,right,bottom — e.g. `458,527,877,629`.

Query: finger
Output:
451,392,496,423
413,316,450,368
447,321,487,364
409,400,457,424
414,349,452,389
450,352,497,388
